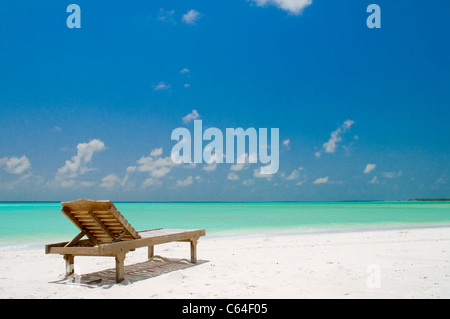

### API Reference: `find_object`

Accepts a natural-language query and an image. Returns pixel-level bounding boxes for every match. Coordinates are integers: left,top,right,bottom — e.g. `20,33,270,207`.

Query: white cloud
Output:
151,166,171,178
184,84,191,88
251,0,312,15
123,147,179,187
121,166,136,186
0,156,31,174
50,139,104,188
182,110,200,124
155,81,171,91
285,167,304,180
135,150,177,178
230,163,245,171
316,120,355,157
364,163,376,174
243,179,254,186
2,172,35,189
79,181,95,188
313,176,328,184
56,139,105,179
369,176,379,184
342,119,354,129
157,8,176,23
227,172,239,181
177,176,194,187
383,171,402,179
180,68,190,74
150,148,163,157
286,170,299,180
182,9,202,24
143,177,163,188
282,138,291,149
203,163,217,171
100,174,122,189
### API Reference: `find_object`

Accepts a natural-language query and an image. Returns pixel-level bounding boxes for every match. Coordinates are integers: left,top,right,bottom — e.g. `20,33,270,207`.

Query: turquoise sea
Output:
1,202,450,249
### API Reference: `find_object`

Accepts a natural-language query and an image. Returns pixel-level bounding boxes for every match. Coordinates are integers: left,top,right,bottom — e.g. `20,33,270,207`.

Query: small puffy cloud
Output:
0,156,31,174
100,174,122,189
182,9,202,24
383,171,402,179
135,149,177,178
143,177,163,188
227,172,239,181
342,119,354,129
124,148,179,187
150,148,163,157
180,68,190,74
369,176,379,184
313,176,329,184
184,84,191,88
154,81,171,91
285,171,299,180
56,139,105,179
50,139,104,188
203,163,217,171
316,120,355,157
364,163,376,174
251,0,312,15
182,110,200,124
284,167,304,181
157,8,176,23
243,179,254,186
151,166,171,178
177,176,194,187
282,138,291,150
230,163,245,171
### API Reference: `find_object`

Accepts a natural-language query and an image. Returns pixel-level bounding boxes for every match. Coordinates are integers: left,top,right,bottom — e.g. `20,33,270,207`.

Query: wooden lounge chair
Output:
45,199,206,283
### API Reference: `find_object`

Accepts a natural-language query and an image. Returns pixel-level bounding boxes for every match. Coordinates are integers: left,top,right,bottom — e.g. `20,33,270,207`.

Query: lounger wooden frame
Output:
45,199,206,283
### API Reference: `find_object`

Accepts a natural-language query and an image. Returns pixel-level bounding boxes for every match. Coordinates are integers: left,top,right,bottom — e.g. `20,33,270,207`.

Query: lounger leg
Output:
63,254,75,277
190,239,197,264
148,245,154,259
115,253,126,283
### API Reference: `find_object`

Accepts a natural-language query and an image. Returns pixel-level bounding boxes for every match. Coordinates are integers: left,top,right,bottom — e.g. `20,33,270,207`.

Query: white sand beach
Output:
1,226,449,299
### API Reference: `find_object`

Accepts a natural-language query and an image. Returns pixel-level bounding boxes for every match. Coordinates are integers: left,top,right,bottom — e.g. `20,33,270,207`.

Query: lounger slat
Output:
108,205,141,239
61,207,99,245
59,200,142,244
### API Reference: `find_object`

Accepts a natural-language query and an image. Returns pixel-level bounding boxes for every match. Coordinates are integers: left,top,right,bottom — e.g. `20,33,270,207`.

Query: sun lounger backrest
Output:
61,199,141,245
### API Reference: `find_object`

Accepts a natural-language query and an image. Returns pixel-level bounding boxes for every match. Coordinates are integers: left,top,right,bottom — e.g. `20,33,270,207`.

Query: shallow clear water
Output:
1,202,450,248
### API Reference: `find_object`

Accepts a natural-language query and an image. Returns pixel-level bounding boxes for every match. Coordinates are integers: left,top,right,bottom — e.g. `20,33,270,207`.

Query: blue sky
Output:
0,0,449,201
